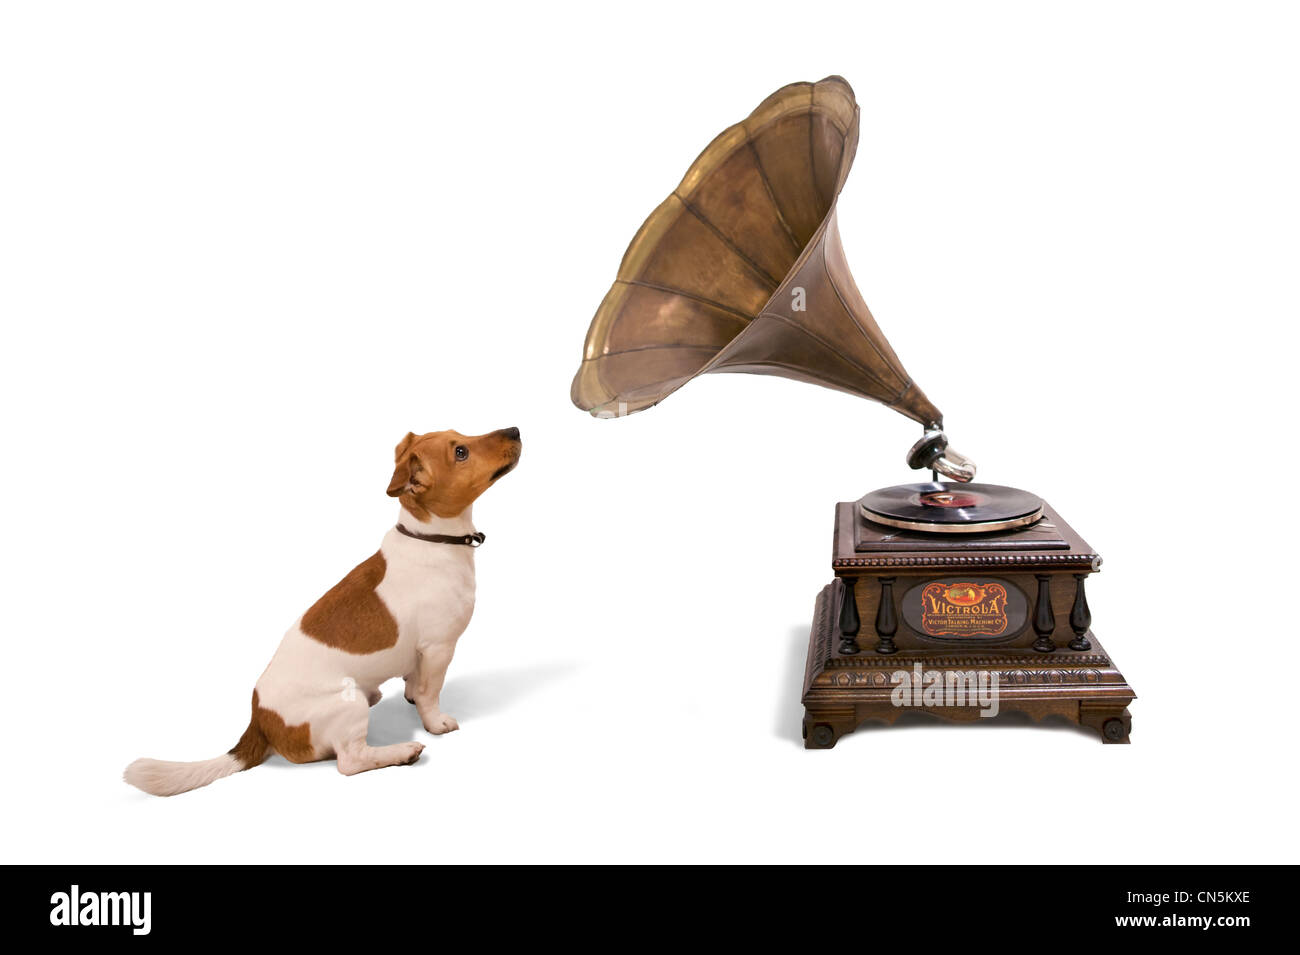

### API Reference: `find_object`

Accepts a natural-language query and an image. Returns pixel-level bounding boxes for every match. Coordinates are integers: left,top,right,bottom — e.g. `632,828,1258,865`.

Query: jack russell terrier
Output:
125,427,522,796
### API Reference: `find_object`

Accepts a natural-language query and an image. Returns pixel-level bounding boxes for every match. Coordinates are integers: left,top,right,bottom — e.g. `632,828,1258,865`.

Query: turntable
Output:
570,76,1135,747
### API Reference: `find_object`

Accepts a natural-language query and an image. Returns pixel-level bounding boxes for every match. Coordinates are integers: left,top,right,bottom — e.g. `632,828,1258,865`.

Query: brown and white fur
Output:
124,427,522,796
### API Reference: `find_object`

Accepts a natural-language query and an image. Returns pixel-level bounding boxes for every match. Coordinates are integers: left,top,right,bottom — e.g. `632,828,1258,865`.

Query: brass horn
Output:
570,76,974,481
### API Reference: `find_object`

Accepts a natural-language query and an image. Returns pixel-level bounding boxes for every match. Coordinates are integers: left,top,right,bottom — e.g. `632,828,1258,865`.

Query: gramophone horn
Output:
570,76,972,481
572,77,967,459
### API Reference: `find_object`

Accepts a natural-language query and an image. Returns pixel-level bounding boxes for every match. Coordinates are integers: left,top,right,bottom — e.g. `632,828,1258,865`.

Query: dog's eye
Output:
455,446,469,461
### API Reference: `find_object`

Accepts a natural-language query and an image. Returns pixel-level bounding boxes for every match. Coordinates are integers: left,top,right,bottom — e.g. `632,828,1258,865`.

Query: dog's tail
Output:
123,692,270,797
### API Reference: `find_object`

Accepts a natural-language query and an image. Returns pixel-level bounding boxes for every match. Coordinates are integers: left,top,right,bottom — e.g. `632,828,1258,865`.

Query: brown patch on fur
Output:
301,551,398,654
228,690,270,767
254,691,316,763
386,428,522,520
229,689,316,765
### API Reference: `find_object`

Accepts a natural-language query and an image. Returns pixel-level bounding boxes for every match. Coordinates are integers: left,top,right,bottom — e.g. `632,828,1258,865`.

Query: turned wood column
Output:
874,577,898,655
838,578,860,655
1032,574,1056,653
1069,573,1093,651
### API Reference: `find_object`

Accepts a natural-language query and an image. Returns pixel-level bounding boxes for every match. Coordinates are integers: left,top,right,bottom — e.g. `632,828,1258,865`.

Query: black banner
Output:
8,865,1280,939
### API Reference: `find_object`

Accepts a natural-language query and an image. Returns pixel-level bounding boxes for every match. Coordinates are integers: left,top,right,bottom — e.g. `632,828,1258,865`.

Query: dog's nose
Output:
502,427,521,441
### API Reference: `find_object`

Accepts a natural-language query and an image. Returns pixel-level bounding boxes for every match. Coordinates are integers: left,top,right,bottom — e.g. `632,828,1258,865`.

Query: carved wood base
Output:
801,581,1136,748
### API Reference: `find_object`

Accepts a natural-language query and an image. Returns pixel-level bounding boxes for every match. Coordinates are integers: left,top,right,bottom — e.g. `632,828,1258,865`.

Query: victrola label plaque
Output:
902,577,1029,640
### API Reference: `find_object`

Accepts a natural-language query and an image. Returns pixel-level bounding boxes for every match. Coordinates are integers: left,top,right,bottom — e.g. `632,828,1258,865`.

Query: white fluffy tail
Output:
126,692,268,796
123,753,243,797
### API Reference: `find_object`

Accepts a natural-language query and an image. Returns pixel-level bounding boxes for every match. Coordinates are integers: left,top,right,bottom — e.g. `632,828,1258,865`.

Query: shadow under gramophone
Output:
850,708,1101,741
776,626,812,744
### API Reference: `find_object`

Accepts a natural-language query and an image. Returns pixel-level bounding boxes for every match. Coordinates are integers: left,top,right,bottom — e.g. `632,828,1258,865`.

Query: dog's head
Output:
386,427,522,520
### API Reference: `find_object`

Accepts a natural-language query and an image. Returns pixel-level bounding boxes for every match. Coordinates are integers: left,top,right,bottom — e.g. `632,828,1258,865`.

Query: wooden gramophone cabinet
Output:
801,500,1136,747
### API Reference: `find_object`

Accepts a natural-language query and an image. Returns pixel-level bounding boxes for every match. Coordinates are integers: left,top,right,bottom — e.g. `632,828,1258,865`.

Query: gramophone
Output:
571,77,1135,746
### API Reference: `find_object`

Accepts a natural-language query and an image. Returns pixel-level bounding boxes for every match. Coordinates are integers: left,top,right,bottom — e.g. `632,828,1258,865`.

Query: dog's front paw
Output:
399,742,425,765
422,713,460,735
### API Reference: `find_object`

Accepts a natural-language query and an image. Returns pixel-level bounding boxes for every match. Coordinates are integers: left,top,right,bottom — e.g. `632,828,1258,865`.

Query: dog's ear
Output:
387,453,431,497
386,433,426,497
386,457,411,497
393,432,417,461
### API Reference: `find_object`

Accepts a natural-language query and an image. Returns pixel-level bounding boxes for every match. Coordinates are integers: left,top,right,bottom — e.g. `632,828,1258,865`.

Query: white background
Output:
2,2,1297,864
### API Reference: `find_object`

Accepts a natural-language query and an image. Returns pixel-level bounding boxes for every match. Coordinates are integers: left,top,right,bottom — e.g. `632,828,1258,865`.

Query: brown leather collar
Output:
396,524,485,547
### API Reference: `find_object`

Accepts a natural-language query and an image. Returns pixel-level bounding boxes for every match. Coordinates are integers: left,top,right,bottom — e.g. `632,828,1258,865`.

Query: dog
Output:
124,427,522,796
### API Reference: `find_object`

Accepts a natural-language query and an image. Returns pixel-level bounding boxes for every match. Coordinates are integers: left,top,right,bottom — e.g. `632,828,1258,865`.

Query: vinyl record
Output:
858,483,1043,534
